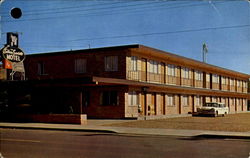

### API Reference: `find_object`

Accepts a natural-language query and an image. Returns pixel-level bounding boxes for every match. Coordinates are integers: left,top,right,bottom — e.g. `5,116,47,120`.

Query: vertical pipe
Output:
80,91,82,114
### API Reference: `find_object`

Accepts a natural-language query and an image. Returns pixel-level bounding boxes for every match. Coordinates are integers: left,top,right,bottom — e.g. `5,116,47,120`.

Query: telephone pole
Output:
202,43,208,63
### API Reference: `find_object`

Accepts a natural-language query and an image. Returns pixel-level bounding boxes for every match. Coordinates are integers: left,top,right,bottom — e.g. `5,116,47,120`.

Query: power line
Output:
20,2,160,16
0,1,129,16
60,24,250,42
23,24,250,45
1,1,225,23
0,1,183,18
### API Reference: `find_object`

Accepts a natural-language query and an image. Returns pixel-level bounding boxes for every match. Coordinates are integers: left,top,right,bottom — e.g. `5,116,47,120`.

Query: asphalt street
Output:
0,128,250,158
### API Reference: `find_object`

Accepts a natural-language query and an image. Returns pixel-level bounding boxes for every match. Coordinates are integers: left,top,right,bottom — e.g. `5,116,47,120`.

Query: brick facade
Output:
15,44,250,119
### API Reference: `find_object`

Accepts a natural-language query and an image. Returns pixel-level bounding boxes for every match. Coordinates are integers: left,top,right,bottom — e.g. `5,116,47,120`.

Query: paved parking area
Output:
105,113,250,132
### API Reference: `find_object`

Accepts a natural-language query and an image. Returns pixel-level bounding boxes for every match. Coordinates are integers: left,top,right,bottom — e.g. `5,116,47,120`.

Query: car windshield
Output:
203,103,225,107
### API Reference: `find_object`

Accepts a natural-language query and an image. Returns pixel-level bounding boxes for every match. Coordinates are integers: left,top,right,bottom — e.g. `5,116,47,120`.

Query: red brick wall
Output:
83,86,128,119
25,49,127,80
9,114,87,124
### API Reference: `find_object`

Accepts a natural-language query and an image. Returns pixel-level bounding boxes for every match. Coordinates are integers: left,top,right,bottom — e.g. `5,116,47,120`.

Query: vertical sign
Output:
7,32,18,47
0,32,25,80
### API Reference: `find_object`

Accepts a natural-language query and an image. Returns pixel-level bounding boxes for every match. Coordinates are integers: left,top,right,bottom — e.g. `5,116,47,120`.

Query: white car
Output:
197,102,229,117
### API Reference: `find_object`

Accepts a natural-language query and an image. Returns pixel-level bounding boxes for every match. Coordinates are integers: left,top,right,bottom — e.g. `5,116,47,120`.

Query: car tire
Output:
223,112,227,117
214,111,219,117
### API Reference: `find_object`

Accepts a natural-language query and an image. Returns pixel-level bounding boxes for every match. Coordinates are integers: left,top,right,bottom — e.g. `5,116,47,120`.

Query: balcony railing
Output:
147,72,162,83
212,83,220,90
126,70,141,81
126,70,164,83
181,78,192,87
126,70,248,93
166,75,179,85
221,84,229,91
194,80,203,88
230,85,236,92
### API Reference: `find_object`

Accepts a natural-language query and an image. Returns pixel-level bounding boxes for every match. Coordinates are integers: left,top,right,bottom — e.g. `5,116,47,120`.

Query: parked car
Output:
197,102,229,117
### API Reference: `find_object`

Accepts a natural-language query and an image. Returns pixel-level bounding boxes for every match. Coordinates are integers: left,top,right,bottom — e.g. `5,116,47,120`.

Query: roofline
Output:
137,45,250,78
26,44,140,57
26,44,249,78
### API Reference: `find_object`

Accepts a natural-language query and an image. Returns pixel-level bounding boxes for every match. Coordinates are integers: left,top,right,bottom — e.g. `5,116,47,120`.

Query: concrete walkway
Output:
1,120,250,138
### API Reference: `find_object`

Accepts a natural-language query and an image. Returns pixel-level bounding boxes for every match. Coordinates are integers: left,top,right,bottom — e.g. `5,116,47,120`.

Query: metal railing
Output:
126,71,247,93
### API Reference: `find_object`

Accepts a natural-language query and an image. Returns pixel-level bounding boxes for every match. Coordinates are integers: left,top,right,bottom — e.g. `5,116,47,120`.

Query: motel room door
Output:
80,90,90,114
151,93,156,115
141,58,147,82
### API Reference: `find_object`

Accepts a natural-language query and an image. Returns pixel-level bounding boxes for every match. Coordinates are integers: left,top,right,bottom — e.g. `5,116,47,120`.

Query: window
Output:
243,99,246,106
166,94,175,106
128,91,139,106
243,81,247,88
149,60,159,74
182,96,189,107
195,96,202,106
75,59,86,73
222,76,226,85
221,97,226,104
105,56,118,71
236,98,240,106
230,79,235,86
182,68,190,79
195,71,203,81
212,74,219,83
100,91,118,106
206,74,210,82
168,64,176,76
131,56,137,71
212,97,218,102
237,80,241,87
38,62,46,75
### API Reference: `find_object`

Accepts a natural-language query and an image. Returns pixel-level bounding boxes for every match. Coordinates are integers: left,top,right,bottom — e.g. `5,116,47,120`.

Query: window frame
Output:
105,56,118,72
230,79,235,86
182,95,189,107
195,71,203,81
166,94,175,107
100,91,119,106
221,76,226,85
149,60,159,74
131,56,138,71
37,61,46,75
128,91,139,106
182,67,190,79
195,96,202,106
212,74,219,83
75,58,87,73
167,64,176,76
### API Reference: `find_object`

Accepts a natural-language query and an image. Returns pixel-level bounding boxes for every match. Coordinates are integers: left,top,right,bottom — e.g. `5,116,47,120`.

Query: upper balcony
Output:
126,55,249,94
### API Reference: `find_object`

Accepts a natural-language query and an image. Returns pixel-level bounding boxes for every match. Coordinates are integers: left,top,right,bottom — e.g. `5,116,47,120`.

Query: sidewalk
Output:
1,120,250,138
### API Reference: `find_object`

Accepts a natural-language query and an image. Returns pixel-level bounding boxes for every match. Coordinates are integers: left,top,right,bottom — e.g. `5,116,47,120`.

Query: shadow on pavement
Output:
178,134,250,141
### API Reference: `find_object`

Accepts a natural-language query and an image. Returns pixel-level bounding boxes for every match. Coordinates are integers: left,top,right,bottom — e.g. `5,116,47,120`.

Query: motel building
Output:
1,44,250,122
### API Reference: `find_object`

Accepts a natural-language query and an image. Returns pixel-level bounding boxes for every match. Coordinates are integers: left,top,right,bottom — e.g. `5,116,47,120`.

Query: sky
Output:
0,0,250,74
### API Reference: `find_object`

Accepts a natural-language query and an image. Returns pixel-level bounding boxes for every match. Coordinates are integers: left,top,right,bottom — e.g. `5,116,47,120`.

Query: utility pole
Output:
202,43,208,63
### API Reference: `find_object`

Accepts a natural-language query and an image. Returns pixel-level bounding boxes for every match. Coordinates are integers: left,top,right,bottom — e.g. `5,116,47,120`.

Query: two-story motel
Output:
23,44,250,119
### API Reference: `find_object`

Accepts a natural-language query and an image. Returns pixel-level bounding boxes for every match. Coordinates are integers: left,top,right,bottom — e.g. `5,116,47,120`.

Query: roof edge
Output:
26,44,140,57
136,45,250,78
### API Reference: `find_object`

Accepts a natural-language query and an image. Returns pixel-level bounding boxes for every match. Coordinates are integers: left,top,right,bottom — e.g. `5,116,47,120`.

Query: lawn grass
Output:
106,113,250,132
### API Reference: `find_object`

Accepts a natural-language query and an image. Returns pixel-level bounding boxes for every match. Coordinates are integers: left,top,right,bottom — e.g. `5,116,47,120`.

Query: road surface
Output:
0,128,249,158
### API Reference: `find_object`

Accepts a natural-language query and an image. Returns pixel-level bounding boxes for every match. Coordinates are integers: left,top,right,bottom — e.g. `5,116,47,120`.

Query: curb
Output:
0,125,117,134
1,125,250,139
